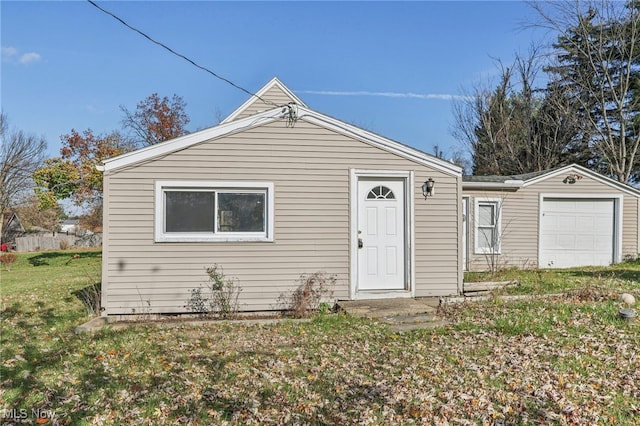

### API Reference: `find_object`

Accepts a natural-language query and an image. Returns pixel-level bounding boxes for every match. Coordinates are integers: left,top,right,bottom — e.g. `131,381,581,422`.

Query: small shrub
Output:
0,253,17,271
186,264,242,319
280,271,336,318
186,287,207,315
59,239,71,250
318,302,332,315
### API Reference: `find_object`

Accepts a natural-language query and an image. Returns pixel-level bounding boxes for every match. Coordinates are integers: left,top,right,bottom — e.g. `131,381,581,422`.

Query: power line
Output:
86,0,275,107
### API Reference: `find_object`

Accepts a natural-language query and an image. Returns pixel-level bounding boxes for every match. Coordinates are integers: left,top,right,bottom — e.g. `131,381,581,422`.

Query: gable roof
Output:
100,79,461,177
463,164,640,197
220,77,308,124
2,212,24,232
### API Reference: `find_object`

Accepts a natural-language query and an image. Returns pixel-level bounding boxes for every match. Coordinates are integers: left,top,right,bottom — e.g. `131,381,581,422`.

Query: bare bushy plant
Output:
74,282,101,316
186,264,242,319
0,252,17,271
72,263,102,316
280,272,336,318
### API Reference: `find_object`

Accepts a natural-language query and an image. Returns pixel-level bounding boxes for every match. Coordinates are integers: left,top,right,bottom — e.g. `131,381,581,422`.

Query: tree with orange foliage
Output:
33,129,131,211
121,93,190,146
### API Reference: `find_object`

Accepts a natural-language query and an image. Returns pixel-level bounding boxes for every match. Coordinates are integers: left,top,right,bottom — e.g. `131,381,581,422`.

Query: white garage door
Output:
540,198,615,268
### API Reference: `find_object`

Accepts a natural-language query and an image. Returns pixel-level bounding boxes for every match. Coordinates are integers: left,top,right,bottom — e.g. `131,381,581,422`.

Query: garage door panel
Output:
595,234,612,246
575,234,595,247
595,216,612,228
541,198,614,268
557,216,576,229
575,216,595,228
557,234,576,248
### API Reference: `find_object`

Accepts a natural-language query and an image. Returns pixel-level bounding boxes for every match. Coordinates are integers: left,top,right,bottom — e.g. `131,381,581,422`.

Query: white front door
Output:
357,178,406,291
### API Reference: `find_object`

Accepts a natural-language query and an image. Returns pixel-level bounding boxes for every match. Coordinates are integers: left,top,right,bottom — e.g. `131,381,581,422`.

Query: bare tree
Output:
533,0,640,183
0,113,47,235
452,49,585,176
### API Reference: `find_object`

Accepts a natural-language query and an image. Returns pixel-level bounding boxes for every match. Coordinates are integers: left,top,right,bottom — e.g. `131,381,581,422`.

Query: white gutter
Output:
462,180,524,190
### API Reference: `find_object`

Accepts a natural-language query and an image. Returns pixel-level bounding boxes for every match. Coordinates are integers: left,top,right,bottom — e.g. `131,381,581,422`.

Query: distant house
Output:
1,212,25,248
60,219,80,235
462,164,640,271
98,77,464,316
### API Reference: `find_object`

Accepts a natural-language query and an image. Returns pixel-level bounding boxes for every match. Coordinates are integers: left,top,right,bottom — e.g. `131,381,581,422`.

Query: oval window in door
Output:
366,185,395,200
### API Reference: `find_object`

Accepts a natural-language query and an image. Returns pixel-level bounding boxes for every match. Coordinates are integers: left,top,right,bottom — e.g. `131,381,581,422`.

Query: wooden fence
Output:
15,234,101,252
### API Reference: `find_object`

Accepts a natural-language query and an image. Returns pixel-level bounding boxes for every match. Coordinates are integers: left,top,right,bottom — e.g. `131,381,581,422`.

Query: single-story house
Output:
462,164,640,271
99,78,464,316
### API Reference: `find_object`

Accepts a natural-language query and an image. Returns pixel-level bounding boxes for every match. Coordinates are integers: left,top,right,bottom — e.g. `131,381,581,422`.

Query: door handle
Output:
358,238,363,249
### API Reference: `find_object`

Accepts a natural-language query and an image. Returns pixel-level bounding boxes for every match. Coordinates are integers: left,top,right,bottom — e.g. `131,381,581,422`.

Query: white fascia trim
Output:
523,164,640,198
154,180,275,243
462,181,524,190
300,109,462,178
538,193,623,265
221,77,308,124
101,107,285,172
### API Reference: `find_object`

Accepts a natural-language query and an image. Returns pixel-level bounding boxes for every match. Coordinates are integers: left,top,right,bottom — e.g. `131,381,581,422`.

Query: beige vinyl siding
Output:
623,196,639,260
465,189,535,271
103,119,460,314
465,171,640,271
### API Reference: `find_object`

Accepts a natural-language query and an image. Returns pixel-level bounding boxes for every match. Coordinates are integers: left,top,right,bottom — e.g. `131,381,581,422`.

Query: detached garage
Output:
463,164,640,271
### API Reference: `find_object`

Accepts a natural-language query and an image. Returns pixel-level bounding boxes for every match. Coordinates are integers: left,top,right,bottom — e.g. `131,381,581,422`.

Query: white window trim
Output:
155,181,274,242
474,197,502,255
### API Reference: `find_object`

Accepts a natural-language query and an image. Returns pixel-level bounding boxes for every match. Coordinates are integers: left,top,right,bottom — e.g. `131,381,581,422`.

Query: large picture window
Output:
155,181,274,242
475,198,501,254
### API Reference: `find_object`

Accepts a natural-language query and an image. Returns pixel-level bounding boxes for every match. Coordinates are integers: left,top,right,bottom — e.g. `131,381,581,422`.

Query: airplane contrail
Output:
297,90,470,101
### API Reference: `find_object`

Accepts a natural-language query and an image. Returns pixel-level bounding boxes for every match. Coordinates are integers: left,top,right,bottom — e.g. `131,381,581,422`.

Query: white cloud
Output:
1,46,42,64
1,46,18,58
19,52,41,64
298,90,470,102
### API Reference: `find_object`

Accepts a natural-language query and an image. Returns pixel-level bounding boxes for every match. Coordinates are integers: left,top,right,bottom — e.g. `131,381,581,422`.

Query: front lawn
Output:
1,250,639,424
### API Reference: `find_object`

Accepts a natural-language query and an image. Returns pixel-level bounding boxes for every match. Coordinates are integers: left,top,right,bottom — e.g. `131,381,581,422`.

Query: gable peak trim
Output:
521,163,640,197
221,77,308,124
296,106,461,177
99,106,287,172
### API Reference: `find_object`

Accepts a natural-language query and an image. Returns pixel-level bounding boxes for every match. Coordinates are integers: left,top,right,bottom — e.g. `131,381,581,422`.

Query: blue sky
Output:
2,1,546,161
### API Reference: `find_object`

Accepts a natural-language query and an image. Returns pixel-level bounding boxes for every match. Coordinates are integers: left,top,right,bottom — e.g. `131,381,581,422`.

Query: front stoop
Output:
336,298,449,332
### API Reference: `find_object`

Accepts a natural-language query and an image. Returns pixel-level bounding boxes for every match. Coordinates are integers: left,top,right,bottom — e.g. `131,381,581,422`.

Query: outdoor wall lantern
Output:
422,178,435,199
563,173,583,184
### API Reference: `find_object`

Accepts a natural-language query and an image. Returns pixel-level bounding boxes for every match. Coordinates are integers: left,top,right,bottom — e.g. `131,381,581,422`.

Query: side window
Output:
475,199,501,254
155,181,273,242
217,192,266,233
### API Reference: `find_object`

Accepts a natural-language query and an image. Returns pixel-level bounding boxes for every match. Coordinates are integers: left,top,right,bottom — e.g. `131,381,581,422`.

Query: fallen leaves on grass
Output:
3,289,640,424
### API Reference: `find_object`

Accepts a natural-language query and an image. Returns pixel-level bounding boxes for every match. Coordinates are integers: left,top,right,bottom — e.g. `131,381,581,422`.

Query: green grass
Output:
465,261,640,296
1,250,639,424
